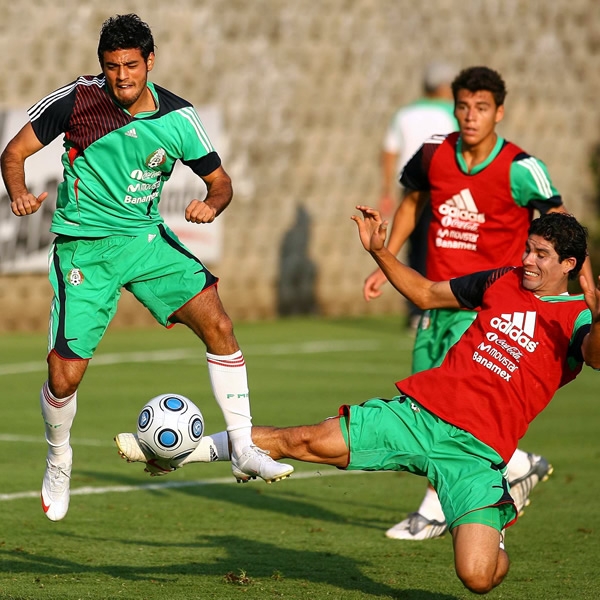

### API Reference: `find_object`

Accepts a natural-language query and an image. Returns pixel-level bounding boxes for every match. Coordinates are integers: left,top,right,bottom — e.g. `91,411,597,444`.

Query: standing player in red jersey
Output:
362,66,586,540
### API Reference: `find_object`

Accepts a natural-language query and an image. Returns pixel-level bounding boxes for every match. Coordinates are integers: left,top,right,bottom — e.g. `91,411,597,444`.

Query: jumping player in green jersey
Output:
362,66,586,541
116,209,600,594
0,13,293,522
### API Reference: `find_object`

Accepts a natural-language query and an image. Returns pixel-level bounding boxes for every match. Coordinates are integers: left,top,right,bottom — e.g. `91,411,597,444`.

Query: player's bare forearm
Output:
1,123,48,216
185,167,233,224
203,166,233,217
369,245,458,310
353,205,459,310
1,149,48,216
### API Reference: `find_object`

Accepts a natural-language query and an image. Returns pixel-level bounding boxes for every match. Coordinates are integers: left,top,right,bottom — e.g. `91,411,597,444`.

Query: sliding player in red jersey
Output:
117,208,600,594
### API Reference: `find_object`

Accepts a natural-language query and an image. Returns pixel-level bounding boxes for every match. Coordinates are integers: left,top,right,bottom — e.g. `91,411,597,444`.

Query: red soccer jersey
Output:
396,268,588,462
425,132,533,281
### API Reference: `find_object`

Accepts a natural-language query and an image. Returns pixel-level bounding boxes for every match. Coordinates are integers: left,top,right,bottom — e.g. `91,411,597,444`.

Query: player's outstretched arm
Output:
362,190,426,302
580,274,600,369
1,122,48,216
352,205,459,311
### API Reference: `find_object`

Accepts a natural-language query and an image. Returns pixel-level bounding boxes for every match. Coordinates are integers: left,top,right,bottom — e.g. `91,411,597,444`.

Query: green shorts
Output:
48,224,217,359
339,396,517,531
412,308,477,373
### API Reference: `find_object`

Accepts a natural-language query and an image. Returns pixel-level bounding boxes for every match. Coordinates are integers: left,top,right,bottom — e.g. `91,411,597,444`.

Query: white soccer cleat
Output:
385,512,448,540
114,432,176,477
509,453,553,515
231,445,294,484
115,432,147,462
41,447,72,522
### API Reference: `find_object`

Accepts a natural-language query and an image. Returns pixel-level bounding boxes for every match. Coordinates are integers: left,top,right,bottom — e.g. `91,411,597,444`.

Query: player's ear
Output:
562,256,577,276
494,104,505,124
146,52,155,72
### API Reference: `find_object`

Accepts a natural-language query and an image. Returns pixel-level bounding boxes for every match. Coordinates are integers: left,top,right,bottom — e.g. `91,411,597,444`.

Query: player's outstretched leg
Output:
115,432,294,483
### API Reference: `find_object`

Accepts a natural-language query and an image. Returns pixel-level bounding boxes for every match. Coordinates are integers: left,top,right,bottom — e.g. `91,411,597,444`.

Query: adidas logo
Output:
125,128,138,138
439,188,485,223
489,311,538,353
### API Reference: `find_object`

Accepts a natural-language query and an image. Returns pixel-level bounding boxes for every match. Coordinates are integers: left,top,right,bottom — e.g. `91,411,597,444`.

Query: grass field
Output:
1,315,599,599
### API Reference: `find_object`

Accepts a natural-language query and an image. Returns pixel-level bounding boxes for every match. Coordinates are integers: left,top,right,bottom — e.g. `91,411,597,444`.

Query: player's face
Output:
521,234,575,296
101,48,155,114
454,89,504,149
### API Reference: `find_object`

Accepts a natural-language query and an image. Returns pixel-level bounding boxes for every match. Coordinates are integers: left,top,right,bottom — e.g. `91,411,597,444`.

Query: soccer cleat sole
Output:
114,434,146,463
516,463,554,516
234,471,293,484
114,434,175,477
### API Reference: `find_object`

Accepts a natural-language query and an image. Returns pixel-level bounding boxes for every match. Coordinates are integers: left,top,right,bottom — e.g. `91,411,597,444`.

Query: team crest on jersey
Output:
146,148,167,169
67,268,85,286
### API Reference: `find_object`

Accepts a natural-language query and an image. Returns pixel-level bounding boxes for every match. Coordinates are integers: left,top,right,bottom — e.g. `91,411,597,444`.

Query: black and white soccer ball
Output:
137,393,204,467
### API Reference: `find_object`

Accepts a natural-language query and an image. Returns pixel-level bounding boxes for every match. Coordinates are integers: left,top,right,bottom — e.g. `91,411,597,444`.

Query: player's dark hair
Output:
528,213,588,280
451,66,507,107
97,14,155,65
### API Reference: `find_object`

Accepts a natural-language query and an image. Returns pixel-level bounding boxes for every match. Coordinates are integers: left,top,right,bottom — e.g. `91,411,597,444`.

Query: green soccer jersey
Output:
28,75,220,237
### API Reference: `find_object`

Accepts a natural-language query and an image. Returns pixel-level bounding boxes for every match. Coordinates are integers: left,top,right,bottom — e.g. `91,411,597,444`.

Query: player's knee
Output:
203,311,234,344
47,354,87,398
47,376,79,399
456,565,502,595
213,312,234,337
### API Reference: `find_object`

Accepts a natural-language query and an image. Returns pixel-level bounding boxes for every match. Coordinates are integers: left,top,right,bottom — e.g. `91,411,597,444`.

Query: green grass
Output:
0,315,599,599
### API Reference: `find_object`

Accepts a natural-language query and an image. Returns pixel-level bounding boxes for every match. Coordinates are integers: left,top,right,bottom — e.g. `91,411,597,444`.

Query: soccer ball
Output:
137,393,204,467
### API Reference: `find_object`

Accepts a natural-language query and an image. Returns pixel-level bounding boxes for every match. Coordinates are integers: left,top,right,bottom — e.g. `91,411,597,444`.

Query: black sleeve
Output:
399,134,448,191
28,82,78,145
449,267,515,309
529,196,563,214
399,145,430,191
567,323,591,364
182,151,222,177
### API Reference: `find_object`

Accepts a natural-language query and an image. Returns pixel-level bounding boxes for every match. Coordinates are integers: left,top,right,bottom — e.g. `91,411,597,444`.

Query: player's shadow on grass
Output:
0,536,461,600
84,470,410,532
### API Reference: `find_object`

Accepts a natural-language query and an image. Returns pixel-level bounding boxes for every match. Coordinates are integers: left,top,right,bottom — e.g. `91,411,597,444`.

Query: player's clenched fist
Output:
11,191,49,216
185,199,217,224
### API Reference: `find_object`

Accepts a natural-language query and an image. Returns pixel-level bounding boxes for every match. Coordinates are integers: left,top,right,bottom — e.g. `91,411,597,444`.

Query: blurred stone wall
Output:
1,0,599,332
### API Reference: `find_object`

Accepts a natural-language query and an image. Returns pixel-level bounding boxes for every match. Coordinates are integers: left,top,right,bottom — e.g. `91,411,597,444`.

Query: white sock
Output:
206,351,253,457
40,381,77,458
416,486,446,522
180,431,230,465
507,448,533,480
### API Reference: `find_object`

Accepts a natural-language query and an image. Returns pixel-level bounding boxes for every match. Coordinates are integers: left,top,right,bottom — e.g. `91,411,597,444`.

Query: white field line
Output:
0,468,364,502
0,339,395,377
0,433,110,446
